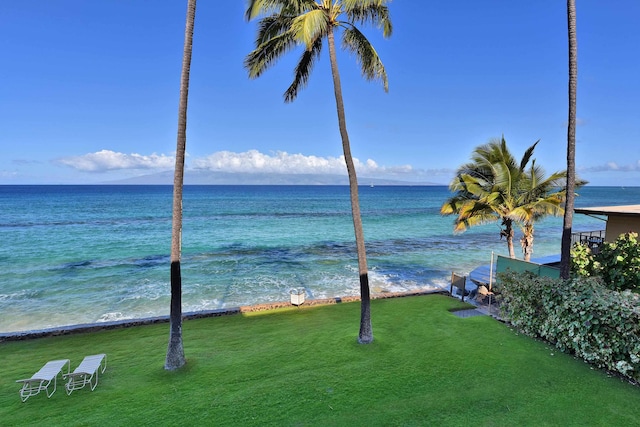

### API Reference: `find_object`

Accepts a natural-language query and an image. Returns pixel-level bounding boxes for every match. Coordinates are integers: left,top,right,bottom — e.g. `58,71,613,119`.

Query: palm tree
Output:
441,137,573,261
165,0,196,371
245,0,392,344
560,0,578,279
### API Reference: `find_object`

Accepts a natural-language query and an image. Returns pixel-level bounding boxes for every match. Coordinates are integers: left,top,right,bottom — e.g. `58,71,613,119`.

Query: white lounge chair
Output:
64,354,107,394
16,359,70,402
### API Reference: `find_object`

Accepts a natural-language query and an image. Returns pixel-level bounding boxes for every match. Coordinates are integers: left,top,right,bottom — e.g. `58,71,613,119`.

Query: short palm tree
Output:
165,0,196,370
441,137,577,261
245,0,392,344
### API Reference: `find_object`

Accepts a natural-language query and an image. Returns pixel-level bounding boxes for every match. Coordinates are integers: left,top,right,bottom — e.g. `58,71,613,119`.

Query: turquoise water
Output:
1,185,638,332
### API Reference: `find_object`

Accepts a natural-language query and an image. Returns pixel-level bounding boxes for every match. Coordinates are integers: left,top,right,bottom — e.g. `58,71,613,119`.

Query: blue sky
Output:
1,1,639,186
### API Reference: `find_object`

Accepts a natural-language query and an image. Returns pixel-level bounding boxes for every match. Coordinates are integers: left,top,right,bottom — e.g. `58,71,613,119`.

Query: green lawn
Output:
2,295,639,426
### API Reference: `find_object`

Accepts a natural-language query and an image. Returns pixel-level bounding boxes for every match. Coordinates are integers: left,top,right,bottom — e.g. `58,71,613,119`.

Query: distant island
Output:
107,170,443,186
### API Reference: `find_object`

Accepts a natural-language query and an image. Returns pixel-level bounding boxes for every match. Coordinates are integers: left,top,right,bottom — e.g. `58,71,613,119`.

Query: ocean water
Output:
1,185,638,333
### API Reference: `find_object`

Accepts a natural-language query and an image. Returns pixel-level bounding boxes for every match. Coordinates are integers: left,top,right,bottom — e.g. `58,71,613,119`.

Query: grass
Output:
2,294,640,426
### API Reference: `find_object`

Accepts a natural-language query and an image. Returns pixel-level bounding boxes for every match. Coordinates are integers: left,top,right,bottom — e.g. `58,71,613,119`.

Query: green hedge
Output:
500,271,640,381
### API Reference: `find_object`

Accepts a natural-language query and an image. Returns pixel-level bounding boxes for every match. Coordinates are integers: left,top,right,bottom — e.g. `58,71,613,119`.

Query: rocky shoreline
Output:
1,289,445,343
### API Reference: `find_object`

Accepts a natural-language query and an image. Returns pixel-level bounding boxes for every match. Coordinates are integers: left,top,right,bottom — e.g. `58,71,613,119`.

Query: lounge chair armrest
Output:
16,378,42,384
63,372,88,379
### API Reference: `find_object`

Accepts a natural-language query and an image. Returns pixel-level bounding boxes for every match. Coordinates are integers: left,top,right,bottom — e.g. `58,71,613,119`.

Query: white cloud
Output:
193,150,346,174
55,148,448,183
0,170,18,178
57,150,175,172
581,160,640,173
192,150,416,177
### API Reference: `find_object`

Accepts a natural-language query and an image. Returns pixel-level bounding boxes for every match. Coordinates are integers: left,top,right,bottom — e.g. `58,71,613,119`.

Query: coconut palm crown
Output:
245,0,392,102
441,137,585,261
245,0,392,344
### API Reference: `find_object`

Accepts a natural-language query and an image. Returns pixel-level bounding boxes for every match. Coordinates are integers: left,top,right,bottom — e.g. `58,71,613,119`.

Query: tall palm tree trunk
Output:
560,0,577,279
327,26,373,344
165,0,196,370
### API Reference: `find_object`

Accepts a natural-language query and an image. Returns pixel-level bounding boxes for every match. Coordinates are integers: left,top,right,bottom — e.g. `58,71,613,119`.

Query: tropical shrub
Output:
597,232,640,292
569,241,599,278
571,232,640,292
500,271,640,381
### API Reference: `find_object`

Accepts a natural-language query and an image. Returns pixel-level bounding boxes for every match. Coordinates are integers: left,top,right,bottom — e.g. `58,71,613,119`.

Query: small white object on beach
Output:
290,288,306,306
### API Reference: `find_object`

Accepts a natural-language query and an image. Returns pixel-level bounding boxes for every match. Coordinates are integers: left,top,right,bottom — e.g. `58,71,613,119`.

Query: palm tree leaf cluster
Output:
441,136,585,261
245,0,391,102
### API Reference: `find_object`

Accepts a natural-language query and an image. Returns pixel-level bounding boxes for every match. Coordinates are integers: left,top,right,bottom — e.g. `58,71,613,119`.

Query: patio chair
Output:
64,354,107,394
450,273,467,302
16,359,70,402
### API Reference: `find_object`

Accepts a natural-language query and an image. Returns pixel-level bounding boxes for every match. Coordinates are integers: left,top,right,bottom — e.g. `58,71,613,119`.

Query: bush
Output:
571,232,640,292
570,241,600,278
597,232,640,292
500,271,640,381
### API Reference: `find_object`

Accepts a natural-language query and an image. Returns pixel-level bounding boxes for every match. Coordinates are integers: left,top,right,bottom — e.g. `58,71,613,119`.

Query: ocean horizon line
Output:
1,183,638,188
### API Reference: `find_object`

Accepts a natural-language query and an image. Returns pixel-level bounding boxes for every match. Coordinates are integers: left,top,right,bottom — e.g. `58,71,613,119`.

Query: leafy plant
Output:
570,241,599,277
500,271,640,382
597,232,640,292
571,232,640,292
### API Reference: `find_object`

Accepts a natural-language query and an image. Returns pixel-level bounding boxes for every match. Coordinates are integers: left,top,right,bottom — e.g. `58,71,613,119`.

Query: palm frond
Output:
492,161,514,196
455,162,493,189
454,207,498,233
441,196,466,216
245,27,298,79
343,1,393,37
284,36,323,102
246,0,283,20
519,140,539,171
470,143,493,166
461,177,488,198
254,15,294,45
291,9,329,48
511,198,564,224
540,170,568,187
245,0,317,21
341,26,388,91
